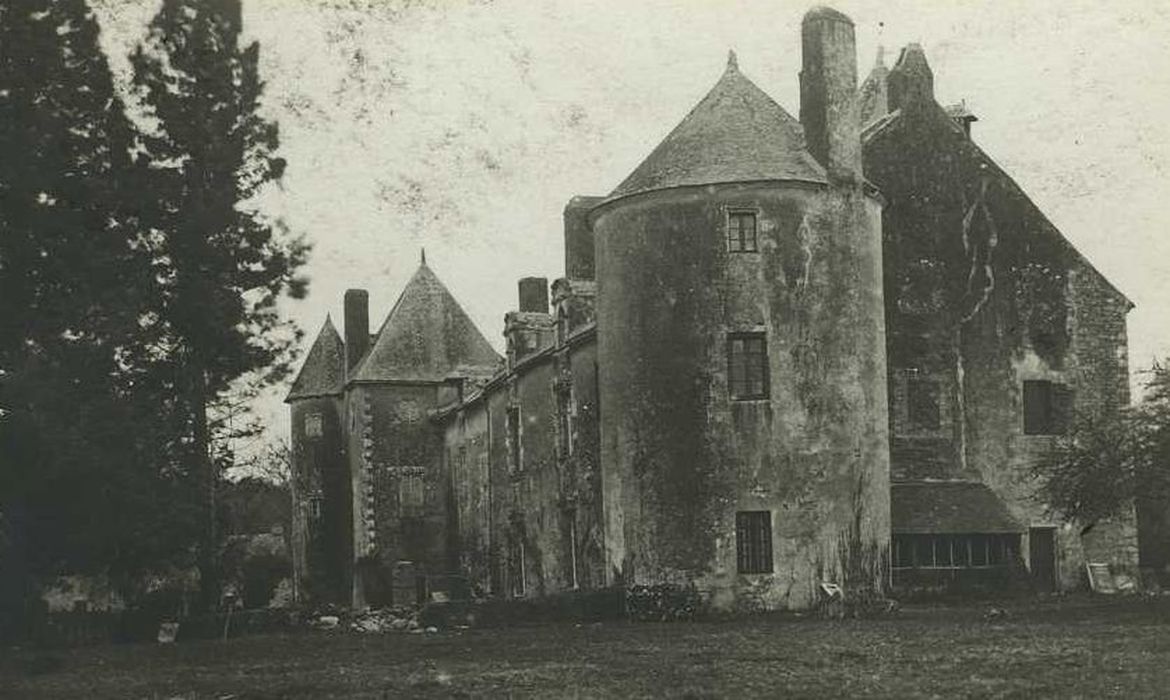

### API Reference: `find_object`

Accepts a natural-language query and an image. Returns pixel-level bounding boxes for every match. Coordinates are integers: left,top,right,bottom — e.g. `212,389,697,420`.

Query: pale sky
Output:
92,0,1170,447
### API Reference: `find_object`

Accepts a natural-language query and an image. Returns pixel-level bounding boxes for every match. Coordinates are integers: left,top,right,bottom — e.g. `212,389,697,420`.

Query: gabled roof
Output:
285,316,345,402
892,481,1023,534
349,261,501,383
607,52,826,201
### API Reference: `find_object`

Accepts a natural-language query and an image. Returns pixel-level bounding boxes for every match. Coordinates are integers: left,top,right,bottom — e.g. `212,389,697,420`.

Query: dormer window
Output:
727,211,758,253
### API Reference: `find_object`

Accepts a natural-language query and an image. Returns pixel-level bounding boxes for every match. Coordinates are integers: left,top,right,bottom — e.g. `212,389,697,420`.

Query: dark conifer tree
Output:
0,0,194,630
131,0,308,608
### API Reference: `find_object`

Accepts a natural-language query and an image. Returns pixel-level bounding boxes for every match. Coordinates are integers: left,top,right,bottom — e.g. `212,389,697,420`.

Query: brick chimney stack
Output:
344,288,370,374
799,5,862,182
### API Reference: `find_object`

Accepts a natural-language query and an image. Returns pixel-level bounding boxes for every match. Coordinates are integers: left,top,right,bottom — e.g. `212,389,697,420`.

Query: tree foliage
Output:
0,0,308,624
129,0,307,607
1033,362,1170,532
0,0,196,577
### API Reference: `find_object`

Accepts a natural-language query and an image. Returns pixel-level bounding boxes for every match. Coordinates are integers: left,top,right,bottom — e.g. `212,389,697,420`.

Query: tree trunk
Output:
191,353,219,612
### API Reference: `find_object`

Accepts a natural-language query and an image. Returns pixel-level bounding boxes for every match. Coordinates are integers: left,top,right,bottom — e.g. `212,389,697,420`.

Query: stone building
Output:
286,6,1135,610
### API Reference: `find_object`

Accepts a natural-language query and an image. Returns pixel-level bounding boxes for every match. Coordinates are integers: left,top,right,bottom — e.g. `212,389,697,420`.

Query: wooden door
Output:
1029,527,1057,592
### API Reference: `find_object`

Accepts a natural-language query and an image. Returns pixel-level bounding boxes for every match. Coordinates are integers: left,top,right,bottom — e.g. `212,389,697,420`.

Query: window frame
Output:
727,332,770,401
726,209,759,253
506,405,523,473
556,385,574,459
906,375,942,432
304,412,323,438
735,510,774,574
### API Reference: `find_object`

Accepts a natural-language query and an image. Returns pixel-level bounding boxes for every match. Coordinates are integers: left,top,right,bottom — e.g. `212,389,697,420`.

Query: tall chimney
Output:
344,288,370,374
518,277,549,314
799,6,862,182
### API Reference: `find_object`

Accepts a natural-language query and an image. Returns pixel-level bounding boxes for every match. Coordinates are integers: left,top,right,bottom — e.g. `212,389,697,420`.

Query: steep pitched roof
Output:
607,52,826,201
350,262,501,383
891,481,1023,534
285,316,345,401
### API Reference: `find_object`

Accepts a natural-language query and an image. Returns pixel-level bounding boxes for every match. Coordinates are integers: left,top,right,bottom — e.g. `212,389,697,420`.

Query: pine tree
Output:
131,0,308,609
0,0,192,630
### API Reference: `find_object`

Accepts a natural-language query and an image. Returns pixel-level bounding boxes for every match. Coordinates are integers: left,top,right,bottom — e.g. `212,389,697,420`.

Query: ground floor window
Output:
892,533,1020,569
509,536,526,597
736,511,773,574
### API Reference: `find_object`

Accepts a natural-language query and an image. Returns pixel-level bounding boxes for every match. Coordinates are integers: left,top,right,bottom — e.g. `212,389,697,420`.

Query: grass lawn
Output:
5,596,1170,698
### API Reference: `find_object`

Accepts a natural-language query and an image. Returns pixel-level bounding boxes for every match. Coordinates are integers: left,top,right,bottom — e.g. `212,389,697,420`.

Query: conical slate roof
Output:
608,53,827,200
285,316,345,401
350,261,501,383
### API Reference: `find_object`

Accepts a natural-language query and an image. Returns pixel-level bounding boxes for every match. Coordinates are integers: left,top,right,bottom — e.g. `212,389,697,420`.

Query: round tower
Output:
594,8,889,610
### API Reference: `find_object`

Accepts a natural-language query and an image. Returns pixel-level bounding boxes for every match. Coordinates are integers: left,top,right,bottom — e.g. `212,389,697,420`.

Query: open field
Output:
5,596,1170,698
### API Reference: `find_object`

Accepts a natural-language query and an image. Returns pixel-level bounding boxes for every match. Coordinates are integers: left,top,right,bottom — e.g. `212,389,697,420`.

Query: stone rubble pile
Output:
348,606,424,633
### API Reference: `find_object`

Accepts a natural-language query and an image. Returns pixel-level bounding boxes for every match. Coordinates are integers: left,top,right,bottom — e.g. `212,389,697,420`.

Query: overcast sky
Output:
92,0,1170,444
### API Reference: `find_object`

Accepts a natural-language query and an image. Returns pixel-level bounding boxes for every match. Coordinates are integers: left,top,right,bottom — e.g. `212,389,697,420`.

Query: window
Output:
736,511,773,574
506,406,522,473
1023,380,1072,435
557,306,568,346
566,509,579,589
304,412,323,438
557,387,574,459
509,535,527,597
308,495,323,521
728,334,769,400
891,534,1020,569
727,211,758,253
907,376,941,431
399,472,425,516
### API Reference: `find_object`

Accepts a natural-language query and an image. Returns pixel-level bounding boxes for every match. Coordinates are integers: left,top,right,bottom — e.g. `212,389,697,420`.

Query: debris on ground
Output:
348,606,421,633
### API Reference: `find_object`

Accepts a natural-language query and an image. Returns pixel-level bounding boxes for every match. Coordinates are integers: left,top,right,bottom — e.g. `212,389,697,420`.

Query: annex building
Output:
286,6,1137,610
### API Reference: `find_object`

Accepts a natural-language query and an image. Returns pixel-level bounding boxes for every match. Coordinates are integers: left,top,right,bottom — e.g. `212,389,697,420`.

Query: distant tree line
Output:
0,0,307,629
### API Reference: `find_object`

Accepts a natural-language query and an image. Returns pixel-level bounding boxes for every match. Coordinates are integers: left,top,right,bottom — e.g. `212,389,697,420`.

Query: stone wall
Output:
864,83,1137,590
594,181,890,610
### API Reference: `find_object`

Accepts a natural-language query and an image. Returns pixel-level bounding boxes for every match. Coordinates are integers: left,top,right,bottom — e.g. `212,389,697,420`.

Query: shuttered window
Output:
1023,380,1073,435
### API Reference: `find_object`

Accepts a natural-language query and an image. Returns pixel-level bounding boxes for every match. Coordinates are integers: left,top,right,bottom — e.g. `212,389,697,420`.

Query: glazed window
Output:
399,473,425,516
728,333,769,400
557,386,574,459
308,495,323,521
509,535,527,597
891,534,1020,569
507,406,522,473
304,412,323,438
557,305,568,346
1023,380,1072,435
736,511,773,574
727,211,758,252
906,376,941,431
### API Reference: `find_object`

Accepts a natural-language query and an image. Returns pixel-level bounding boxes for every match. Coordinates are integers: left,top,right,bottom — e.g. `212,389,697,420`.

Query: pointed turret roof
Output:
608,54,826,200
859,46,891,126
285,316,345,402
349,260,501,383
